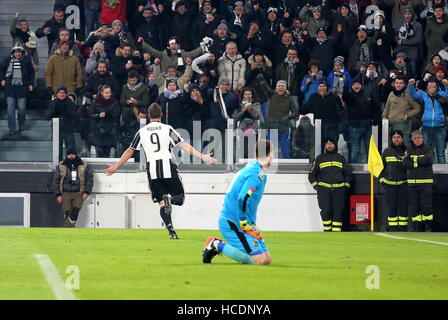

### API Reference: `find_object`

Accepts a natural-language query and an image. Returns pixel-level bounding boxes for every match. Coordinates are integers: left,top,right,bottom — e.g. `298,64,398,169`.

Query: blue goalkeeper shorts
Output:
218,217,268,256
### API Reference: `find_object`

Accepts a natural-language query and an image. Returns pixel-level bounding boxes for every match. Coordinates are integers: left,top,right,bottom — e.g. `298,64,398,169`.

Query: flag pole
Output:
370,172,374,232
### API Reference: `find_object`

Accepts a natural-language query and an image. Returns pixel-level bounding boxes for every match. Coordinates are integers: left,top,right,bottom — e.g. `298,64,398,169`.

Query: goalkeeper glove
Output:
240,220,263,239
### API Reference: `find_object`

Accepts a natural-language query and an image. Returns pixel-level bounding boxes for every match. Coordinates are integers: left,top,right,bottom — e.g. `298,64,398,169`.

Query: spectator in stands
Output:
85,23,121,59
371,10,395,74
393,6,423,78
391,52,410,78
192,52,219,87
348,25,374,75
299,4,330,38
304,25,343,74
424,5,448,59
100,0,127,25
89,84,121,157
301,80,344,149
184,83,209,146
45,86,79,154
49,28,84,63
145,72,159,104
162,0,195,51
407,77,448,163
85,0,102,34
208,21,238,58
120,70,150,123
154,57,192,95
85,41,109,76
109,43,133,86
342,76,376,163
264,7,283,44
259,78,299,159
9,13,39,72
111,19,134,48
205,77,239,133
327,56,352,97
45,40,83,98
301,59,324,102
383,0,422,24
420,54,446,89
155,79,188,130
135,6,162,50
382,76,421,144
419,0,448,19
234,87,262,135
0,45,35,135
35,6,66,55
223,1,248,39
273,30,297,68
53,146,93,227
141,36,204,74
328,3,358,57
218,42,246,94
84,61,120,100
239,20,270,59
192,0,221,48
245,48,273,121
275,47,306,110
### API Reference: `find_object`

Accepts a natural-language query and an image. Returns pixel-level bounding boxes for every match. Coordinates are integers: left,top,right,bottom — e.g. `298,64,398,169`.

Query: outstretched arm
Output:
104,148,135,176
178,142,217,164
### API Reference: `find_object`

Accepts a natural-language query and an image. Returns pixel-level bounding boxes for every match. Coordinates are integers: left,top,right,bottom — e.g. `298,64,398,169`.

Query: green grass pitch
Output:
0,228,447,300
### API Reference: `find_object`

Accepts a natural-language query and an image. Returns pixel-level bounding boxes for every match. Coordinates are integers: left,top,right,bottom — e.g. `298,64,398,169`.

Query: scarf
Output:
105,0,120,9
316,37,327,45
359,42,370,65
233,12,242,27
6,57,23,86
127,81,143,91
163,89,180,99
96,94,117,105
311,70,324,81
394,61,407,72
392,87,405,96
213,88,230,119
331,71,345,95
398,22,415,40
284,58,295,75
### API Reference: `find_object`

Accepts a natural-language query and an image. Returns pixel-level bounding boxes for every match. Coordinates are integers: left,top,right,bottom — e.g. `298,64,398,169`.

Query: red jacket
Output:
100,0,127,24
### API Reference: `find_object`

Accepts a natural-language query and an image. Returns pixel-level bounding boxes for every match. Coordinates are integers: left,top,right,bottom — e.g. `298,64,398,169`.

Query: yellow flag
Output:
368,135,384,177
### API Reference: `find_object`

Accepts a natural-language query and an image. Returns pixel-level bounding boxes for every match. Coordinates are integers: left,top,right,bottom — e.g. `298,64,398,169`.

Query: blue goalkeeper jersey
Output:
220,161,267,226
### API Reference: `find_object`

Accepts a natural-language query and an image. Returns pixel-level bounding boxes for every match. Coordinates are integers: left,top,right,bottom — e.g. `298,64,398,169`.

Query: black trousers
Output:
408,185,433,223
384,184,408,228
316,186,346,231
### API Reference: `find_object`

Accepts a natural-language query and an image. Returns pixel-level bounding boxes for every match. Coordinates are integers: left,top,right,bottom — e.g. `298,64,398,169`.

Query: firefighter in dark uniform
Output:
308,138,352,232
379,130,409,231
402,130,435,232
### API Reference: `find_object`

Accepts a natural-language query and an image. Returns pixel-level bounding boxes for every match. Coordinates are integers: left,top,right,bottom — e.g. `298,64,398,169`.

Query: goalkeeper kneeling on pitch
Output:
202,139,273,265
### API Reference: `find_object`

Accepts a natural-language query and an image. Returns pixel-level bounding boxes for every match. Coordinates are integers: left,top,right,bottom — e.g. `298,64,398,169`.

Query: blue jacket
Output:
220,161,267,226
408,85,448,128
300,74,320,101
327,70,351,95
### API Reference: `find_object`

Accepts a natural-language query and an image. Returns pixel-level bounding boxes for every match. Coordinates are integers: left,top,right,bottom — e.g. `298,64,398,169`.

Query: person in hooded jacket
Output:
155,79,188,130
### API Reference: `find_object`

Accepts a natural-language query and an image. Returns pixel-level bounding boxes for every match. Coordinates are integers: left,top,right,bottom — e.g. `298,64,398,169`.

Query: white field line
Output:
374,233,448,246
35,254,77,300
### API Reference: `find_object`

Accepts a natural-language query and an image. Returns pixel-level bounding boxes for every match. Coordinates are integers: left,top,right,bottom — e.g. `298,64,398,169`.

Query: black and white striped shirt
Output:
130,121,184,180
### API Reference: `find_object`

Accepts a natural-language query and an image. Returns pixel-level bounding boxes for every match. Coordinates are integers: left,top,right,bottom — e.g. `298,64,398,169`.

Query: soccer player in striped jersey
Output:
202,139,273,265
105,103,217,239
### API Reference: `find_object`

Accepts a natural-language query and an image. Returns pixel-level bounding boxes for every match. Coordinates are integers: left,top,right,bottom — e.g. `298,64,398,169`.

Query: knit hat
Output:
93,41,104,52
59,40,69,47
318,79,328,86
358,24,367,32
217,20,228,31
435,65,446,73
276,80,287,87
341,3,350,10
11,44,25,54
352,74,363,85
317,26,327,34
267,7,278,14
312,5,321,13
324,137,337,145
234,1,243,7
396,52,407,59
334,56,344,65
252,48,264,57
374,10,385,20
143,5,155,13
189,83,200,91
66,146,77,156
112,19,122,27
56,86,67,93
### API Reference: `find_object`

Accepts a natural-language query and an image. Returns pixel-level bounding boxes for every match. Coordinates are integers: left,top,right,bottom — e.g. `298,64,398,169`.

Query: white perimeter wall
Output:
77,173,323,232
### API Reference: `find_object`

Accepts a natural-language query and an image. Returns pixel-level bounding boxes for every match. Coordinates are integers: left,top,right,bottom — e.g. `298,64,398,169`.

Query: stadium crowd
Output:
1,0,448,163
